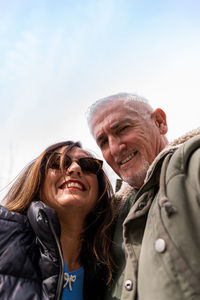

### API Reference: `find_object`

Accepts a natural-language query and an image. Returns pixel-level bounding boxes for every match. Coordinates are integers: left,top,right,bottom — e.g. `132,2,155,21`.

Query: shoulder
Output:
166,133,200,181
145,129,200,184
0,205,30,237
0,204,34,244
0,204,27,224
0,205,38,282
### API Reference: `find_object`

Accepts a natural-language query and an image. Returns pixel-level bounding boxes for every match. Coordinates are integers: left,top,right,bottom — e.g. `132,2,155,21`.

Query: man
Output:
87,93,200,300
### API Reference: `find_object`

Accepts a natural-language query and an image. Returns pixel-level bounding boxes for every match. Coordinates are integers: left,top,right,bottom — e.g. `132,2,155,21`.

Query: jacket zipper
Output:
45,214,64,300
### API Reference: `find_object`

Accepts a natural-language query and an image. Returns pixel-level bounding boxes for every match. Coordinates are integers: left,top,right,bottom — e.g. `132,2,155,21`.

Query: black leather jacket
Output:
0,201,106,300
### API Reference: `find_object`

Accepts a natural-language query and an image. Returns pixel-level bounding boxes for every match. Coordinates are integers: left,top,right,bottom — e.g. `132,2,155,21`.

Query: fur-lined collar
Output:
115,127,200,202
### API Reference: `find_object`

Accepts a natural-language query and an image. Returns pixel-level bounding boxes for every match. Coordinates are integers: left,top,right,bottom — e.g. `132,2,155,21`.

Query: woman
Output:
0,141,117,300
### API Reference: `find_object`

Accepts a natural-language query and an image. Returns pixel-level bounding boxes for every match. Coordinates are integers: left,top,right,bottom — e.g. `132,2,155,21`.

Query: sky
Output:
0,0,200,196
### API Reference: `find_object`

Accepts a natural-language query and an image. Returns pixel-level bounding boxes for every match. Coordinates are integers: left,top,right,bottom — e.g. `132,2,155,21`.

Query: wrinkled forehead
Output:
91,99,148,135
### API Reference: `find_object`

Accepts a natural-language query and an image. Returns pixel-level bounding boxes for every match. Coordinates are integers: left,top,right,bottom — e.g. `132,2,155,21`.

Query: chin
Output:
123,167,148,188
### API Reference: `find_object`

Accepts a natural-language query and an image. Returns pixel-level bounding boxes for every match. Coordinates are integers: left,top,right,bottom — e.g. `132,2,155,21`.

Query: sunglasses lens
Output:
48,154,61,169
47,153,72,170
63,155,72,169
79,158,102,174
47,153,102,174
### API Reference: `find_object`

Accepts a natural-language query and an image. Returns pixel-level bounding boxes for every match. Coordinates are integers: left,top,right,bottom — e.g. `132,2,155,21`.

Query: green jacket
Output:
106,130,200,300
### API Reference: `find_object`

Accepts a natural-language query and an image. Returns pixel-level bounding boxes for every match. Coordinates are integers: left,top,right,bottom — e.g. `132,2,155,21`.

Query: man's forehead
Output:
93,115,134,142
92,102,125,124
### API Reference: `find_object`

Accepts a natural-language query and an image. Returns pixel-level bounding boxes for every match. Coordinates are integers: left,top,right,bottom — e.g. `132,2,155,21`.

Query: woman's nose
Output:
66,161,82,176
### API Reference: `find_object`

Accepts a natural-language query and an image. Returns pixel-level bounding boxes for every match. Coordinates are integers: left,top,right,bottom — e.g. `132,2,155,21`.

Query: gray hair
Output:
87,92,153,130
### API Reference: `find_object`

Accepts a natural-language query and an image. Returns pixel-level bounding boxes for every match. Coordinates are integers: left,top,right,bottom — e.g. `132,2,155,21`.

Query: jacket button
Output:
155,238,166,253
124,279,133,291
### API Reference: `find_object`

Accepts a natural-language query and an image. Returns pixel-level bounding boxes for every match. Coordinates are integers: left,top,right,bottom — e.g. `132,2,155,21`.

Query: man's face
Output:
91,101,165,188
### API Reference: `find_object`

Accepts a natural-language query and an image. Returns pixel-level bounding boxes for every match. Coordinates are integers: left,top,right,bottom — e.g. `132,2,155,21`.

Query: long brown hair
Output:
4,141,118,285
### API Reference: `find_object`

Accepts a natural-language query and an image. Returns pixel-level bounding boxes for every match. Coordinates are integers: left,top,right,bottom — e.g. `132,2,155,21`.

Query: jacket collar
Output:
27,201,61,238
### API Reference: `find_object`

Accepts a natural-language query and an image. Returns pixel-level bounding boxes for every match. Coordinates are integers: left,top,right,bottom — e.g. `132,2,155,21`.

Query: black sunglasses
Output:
47,152,103,174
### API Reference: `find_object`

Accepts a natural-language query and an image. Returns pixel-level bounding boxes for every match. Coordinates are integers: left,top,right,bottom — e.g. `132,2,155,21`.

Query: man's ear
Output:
152,108,168,134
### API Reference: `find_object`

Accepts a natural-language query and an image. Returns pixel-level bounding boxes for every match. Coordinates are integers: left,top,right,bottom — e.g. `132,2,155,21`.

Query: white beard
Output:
121,158,150,188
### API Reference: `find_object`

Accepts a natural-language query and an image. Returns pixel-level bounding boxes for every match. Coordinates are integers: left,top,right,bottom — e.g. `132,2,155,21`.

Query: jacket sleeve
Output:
0,205,42,300
163,135,200,297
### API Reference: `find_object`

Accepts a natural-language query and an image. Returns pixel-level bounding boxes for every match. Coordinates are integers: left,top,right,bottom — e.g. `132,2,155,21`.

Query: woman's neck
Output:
60,220,84,272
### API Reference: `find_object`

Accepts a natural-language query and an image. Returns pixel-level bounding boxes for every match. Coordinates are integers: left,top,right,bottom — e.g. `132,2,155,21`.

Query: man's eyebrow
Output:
96,133,105,144
96,119,132,143
110,119,130,130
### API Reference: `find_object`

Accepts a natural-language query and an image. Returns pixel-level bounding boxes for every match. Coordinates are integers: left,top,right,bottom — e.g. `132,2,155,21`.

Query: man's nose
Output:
109,137,126,157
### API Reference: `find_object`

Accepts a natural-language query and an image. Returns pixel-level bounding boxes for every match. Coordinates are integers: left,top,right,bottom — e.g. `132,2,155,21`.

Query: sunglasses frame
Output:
46,152,103,174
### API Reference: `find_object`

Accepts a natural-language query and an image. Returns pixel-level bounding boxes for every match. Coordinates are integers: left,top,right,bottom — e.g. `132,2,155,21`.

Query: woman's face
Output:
40,146,99,218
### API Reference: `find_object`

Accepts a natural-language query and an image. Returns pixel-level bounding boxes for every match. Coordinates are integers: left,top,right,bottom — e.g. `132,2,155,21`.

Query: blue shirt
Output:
61,261,84,300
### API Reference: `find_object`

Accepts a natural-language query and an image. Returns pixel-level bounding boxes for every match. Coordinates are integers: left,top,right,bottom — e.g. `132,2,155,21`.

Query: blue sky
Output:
0,0,200,192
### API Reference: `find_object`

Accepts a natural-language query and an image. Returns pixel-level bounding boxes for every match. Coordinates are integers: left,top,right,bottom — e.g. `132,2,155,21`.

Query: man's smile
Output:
119,151,138,165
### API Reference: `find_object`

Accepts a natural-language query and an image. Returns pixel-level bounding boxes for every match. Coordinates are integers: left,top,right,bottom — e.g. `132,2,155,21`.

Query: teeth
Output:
67,182,83,190
61,182,83,190
121,152,135,165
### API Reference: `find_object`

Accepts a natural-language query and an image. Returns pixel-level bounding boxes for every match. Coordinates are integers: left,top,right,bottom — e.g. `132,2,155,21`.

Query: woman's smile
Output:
59,180,86,191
